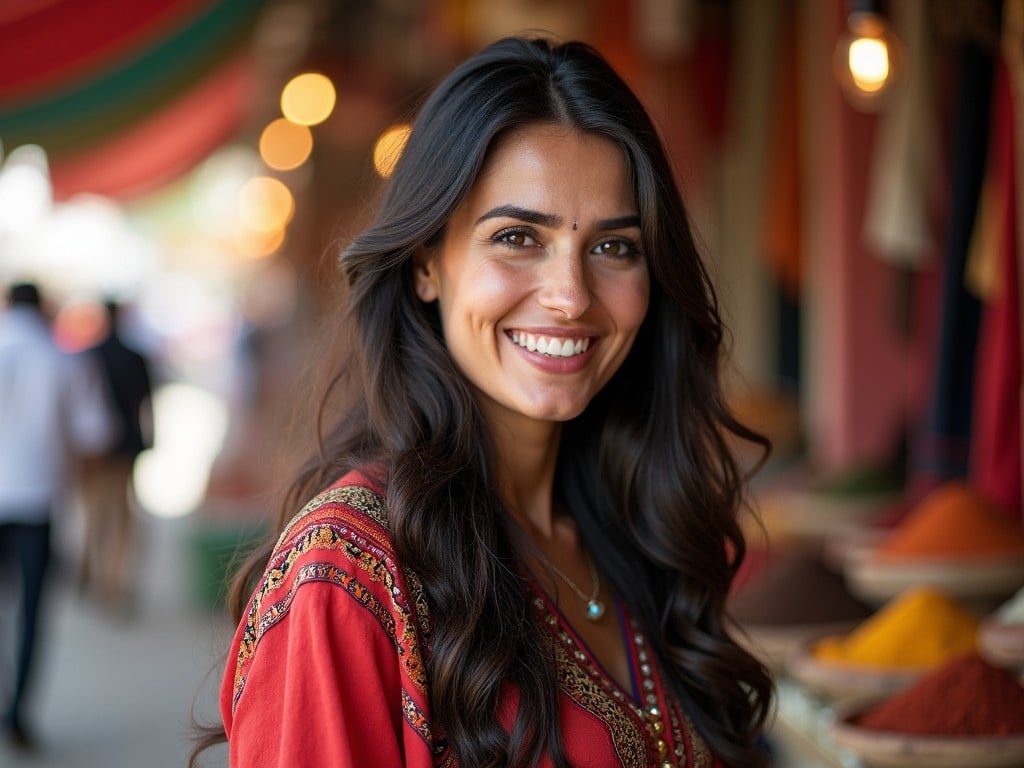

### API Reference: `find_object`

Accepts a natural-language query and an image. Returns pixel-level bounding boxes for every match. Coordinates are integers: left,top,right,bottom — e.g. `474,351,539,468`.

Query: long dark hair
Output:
192,35,772,768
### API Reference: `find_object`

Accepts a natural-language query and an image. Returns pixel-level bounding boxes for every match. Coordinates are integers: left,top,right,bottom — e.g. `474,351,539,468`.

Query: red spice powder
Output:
856,653,1024,736
877,482,1024,558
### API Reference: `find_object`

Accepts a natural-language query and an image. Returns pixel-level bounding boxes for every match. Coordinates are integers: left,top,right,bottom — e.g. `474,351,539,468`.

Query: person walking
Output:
79,300,154,611
0,282,114,749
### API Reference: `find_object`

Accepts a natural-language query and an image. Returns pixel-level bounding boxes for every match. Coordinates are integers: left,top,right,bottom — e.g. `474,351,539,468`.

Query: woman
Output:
198,35,773,768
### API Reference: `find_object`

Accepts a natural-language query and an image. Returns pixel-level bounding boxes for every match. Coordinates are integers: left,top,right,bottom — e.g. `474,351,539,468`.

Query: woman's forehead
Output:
462,125,635,219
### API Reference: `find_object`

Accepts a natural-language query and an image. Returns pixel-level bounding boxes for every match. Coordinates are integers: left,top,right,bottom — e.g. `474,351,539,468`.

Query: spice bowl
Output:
821,523,890,572
757,488,896,541
831,704,1024,768
785,637,922,702
734,620,861,675
977,618,1024,670
844,553,1024,608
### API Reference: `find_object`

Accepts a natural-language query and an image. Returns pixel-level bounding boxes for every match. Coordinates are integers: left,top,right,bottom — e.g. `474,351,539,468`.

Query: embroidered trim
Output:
529,592,717,767
533,598,649,766
680,711,714,768
231,485,430,712
403,687,448,753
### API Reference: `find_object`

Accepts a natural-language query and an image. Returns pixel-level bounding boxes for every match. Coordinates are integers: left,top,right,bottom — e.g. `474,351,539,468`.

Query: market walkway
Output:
1,512,234,768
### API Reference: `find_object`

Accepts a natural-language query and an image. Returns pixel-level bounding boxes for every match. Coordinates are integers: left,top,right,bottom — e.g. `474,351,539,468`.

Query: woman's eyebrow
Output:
475,205,640,232
475,204,561,228
596,214,641,230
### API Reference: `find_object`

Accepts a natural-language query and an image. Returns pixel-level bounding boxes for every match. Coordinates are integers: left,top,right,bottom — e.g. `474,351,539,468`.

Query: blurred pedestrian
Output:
0,282,114,750
79,300,154,612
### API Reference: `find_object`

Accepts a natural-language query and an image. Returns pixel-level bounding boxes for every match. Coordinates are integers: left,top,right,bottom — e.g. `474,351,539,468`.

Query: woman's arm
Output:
222,575,418,767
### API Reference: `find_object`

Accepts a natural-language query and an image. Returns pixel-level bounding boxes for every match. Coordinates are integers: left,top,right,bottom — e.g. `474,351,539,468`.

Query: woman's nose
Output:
537,252,592,319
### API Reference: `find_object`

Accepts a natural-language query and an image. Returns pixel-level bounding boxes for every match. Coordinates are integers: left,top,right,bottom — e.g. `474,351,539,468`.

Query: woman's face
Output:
414,123,650,433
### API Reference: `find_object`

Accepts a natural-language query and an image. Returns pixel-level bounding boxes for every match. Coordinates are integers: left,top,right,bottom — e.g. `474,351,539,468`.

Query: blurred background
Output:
0,0,1020,766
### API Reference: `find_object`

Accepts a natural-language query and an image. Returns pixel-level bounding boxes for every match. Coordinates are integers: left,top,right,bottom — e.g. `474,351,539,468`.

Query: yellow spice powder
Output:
813,586,979,669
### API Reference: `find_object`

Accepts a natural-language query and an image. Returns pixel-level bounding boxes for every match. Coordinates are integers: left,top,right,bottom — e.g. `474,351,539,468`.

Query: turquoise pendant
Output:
586,599,606,621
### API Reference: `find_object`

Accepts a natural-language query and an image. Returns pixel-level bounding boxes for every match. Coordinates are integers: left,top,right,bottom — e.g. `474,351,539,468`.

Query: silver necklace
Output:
534,550,606,621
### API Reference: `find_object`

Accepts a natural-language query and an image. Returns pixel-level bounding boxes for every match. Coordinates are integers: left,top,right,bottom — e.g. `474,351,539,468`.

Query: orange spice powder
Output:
812,586,979,669
876,482,1024,558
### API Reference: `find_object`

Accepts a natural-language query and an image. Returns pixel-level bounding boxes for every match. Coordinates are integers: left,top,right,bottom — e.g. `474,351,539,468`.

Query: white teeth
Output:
510,332,591,358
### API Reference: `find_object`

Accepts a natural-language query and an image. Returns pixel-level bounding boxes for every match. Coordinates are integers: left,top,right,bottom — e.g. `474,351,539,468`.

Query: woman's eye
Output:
493,228,538,248
592,239,640,259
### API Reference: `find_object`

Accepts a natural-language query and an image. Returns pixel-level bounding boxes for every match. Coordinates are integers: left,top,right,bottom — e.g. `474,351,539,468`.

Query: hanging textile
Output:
760,1,801,299
862,0,938,269
969,41,1022,521
909,26,996,491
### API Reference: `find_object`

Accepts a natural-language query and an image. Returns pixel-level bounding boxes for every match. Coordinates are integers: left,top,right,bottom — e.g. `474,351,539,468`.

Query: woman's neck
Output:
488,415,563,539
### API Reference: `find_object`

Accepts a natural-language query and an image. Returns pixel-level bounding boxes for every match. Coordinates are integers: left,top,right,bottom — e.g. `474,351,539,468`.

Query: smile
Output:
509,331,591,358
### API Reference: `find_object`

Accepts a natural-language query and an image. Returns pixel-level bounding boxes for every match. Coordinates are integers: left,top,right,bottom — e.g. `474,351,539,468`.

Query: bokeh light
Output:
259,118,313,171
848,37,890,93
372,124,411,178
234,224,287,259
237,176,294,234
134,383,229,519
0,144,52,235
280,72,336,126
832,10,900,112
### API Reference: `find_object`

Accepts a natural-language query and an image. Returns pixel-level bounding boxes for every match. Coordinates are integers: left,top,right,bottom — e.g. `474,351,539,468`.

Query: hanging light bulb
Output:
833,0,901,112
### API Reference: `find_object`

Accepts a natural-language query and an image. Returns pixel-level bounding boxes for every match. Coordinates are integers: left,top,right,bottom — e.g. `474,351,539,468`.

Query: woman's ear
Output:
412,248,440,303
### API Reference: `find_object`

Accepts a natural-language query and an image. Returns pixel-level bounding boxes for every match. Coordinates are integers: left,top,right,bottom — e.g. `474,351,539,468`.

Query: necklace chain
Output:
533,549,606,621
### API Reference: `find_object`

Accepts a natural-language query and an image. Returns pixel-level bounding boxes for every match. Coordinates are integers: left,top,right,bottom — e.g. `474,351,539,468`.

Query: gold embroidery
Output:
531,594,718,767
680,711,713,768
534,603,650,766
232,483,432,712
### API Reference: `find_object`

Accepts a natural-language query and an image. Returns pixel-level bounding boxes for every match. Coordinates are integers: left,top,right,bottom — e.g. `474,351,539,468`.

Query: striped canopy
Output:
0,0,267,200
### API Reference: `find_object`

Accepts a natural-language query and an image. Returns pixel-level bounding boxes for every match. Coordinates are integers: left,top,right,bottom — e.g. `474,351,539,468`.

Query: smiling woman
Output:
413,125,649,429
192,35,773,768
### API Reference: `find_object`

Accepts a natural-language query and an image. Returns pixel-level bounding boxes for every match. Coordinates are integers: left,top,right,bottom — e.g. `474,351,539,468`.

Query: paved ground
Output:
0,512,236,768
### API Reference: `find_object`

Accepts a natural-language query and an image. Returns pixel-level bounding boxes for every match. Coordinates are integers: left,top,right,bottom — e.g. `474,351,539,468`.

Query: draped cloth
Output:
862,0,938,268
221,471,720,768
969,29,1023,521
910,34,995,489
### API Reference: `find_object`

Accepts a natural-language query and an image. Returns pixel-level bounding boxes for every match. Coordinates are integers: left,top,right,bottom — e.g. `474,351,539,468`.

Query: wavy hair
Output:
192,35,772,768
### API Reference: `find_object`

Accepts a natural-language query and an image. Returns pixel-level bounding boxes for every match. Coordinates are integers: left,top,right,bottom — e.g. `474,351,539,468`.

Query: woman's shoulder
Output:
226,468,433,723
273,467,393,559
254,467,427,619
235,466,430,666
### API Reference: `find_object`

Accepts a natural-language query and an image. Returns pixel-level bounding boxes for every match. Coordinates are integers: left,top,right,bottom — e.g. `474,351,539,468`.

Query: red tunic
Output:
221,472,719,767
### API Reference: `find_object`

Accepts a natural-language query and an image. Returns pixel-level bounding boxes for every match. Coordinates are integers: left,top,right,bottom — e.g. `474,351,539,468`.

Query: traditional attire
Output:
222,471,719,767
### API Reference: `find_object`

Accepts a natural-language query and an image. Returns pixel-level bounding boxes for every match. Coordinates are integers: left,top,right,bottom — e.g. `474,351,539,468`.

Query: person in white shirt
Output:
0,282,114,750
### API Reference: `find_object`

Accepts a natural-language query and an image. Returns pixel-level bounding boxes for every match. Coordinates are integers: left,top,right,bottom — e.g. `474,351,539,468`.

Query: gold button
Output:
651,719,665,735
646,706,662,721
659,762,673,768
656,739,668,759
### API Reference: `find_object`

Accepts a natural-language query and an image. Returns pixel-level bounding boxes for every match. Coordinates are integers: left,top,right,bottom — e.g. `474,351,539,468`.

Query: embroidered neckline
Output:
527,584,691,766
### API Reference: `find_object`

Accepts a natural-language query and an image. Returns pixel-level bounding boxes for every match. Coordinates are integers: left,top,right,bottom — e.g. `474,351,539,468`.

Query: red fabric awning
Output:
0,0,207,104
49,53,254,200
0,0,266,200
